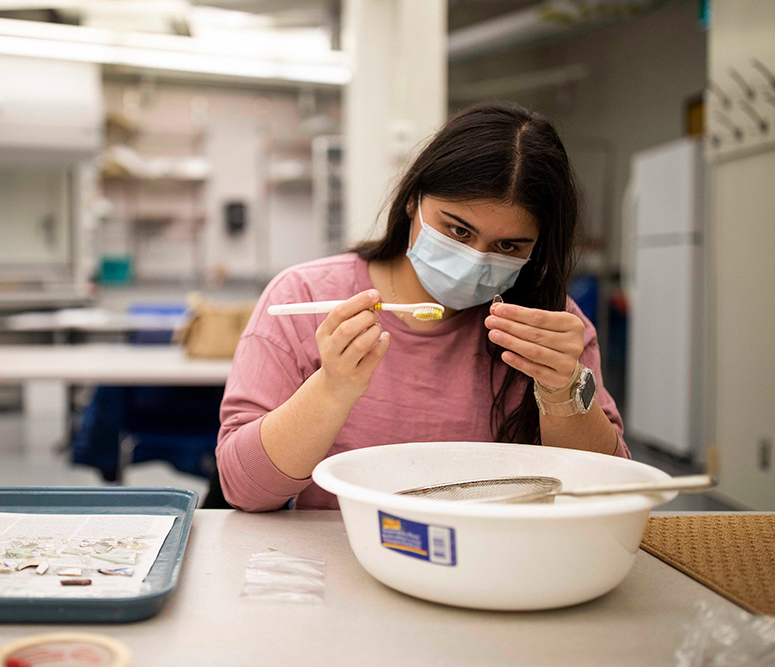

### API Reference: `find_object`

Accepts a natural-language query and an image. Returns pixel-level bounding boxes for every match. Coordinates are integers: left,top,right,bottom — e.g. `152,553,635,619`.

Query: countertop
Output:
0,509,746,666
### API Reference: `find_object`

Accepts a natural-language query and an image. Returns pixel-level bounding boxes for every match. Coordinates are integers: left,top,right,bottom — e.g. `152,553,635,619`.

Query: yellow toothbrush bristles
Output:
412,307,444,321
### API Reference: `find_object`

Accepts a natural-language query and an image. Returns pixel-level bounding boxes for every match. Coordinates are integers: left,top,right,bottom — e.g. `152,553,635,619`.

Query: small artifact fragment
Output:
94,551,136,566
117,537,144,550
16,558,44,571
5,547,34,559
93,542,113,554
57,568,83,577
98,567,134,577
60,578,92,586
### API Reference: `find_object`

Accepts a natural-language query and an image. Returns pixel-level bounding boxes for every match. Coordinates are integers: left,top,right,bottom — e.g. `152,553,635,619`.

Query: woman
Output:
217,101,629,512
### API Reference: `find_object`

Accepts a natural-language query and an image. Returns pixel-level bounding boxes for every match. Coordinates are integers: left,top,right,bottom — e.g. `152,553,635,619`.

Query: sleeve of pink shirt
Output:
216,268,323,512
217,333,314,512
567,298,630,459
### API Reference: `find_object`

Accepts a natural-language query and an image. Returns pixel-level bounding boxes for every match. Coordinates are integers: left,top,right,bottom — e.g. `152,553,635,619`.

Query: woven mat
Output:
640,515,775,615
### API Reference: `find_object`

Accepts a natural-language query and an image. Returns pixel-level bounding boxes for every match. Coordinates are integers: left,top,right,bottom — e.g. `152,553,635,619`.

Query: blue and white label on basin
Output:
378,511,457,566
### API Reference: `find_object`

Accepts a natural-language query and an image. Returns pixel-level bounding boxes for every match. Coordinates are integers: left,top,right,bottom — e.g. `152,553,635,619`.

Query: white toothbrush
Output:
268,301,445,321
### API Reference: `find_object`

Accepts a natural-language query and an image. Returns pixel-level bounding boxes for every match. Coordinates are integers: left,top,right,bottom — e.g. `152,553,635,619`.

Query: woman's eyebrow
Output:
440,210,536,244
440,209,480,234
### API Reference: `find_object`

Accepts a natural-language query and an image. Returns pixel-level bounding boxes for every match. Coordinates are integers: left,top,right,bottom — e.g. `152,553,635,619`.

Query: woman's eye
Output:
496,241,517,253
449,226,470,240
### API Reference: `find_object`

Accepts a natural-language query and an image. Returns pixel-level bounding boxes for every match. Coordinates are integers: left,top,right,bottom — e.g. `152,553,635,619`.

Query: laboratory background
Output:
0,0,772,516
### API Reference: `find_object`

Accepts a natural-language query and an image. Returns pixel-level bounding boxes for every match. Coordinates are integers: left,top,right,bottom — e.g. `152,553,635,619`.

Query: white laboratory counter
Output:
0,510,747,666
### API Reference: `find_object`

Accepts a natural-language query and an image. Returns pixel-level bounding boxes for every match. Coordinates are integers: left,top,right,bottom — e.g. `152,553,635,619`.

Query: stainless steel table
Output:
0,510,745,666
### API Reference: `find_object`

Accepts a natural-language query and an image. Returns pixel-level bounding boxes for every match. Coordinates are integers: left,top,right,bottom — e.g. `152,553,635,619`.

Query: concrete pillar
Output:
342,0,447,245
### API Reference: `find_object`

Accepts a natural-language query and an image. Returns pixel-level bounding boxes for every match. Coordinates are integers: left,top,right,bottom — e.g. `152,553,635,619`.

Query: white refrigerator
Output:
625,138,704,460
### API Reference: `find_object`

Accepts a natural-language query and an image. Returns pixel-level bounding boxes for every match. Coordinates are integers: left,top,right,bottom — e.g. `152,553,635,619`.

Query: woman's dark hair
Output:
351,101,579,444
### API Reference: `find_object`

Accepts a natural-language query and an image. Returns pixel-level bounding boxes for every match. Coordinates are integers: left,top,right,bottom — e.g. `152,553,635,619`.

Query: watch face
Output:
579,370,597,409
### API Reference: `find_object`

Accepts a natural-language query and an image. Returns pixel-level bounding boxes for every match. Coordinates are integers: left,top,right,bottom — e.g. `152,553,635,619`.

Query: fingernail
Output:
380,331,390,341
369,289,379,300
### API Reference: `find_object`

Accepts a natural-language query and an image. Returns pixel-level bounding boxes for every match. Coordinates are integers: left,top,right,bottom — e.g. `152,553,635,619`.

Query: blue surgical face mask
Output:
406,198,531,310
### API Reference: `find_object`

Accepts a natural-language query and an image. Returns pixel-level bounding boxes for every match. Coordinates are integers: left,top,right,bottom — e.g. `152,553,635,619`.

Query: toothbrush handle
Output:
268,301,345,315
377,303,413,314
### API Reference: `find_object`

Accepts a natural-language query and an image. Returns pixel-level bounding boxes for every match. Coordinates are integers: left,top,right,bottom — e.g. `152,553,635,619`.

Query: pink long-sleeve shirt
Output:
217,253,630,512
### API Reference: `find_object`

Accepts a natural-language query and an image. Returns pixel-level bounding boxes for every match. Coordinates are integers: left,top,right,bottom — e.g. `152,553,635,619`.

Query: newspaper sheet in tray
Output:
0,513,176,598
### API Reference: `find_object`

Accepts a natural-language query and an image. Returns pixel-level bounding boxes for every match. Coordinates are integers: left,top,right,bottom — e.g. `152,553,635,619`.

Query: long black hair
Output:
352,101,579,445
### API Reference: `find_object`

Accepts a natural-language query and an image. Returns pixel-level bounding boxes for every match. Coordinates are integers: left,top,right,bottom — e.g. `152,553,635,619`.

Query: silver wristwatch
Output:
534,365,597,417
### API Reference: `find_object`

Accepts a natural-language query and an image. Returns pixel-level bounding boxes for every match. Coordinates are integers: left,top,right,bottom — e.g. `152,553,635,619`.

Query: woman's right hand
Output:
315,289,391,404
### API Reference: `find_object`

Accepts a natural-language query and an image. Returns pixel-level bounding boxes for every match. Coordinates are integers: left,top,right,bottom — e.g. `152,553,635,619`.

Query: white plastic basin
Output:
312,442,676,611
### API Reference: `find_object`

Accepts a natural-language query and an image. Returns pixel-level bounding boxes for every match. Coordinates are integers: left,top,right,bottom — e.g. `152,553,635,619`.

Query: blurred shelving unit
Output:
98,78,343,285
99,104,211,284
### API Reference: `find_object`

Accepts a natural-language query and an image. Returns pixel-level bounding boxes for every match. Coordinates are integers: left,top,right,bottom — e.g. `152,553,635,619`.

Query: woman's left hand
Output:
484,302,585,393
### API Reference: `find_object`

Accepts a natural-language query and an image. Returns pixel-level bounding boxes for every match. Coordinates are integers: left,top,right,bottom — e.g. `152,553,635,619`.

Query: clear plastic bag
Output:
240,551,325,603
675,600,775,666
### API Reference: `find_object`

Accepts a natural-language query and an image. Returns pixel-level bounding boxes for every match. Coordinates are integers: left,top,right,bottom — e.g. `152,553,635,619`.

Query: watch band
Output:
534,394,580,417
533,364,597,417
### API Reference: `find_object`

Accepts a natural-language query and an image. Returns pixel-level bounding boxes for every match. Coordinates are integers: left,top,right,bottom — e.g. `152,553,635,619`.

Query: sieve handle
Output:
556,474,716,498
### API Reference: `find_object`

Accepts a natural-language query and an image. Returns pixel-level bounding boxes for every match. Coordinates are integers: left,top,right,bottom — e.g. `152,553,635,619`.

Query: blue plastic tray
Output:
0,487,197,623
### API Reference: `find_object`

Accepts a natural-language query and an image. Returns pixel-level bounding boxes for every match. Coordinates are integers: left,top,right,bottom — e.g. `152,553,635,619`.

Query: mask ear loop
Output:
406,192,423,252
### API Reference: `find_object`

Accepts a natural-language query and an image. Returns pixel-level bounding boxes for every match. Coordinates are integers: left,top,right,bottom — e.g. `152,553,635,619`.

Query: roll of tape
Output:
0,632,131,667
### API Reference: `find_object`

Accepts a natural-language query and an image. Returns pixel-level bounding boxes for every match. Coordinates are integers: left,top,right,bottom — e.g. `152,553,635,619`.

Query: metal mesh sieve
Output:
396,476,563,504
